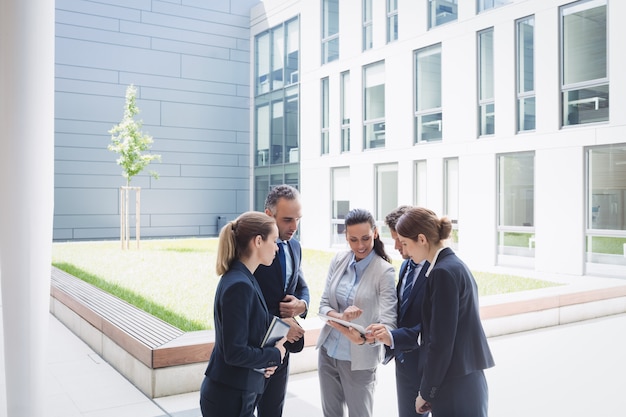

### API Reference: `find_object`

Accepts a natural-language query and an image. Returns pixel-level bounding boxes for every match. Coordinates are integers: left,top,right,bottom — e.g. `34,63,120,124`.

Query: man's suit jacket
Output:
419,248,495,403
388,259,429,356
317,250,397,371
255,238,310,352
204,261,282,394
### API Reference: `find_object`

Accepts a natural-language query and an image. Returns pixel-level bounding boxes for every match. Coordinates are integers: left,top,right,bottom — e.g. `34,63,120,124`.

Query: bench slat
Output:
51,267,184,349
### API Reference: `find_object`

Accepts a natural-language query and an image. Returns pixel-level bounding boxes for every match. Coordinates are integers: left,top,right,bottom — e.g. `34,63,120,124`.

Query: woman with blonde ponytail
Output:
200,211,287,417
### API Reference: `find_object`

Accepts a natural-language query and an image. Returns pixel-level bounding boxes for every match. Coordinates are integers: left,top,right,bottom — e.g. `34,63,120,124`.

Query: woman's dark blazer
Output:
419,248,495,403
204,260,282,394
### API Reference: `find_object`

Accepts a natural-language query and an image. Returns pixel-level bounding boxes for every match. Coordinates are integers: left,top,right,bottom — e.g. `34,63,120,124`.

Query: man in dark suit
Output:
370,206,430,417
255,185,309,417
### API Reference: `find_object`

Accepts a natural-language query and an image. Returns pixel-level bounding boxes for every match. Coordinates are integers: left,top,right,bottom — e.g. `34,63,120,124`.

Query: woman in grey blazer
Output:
317,208,397,417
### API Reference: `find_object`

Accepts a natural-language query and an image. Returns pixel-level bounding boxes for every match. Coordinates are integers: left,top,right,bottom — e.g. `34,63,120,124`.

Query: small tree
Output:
108,84,161,185
108,84,161,249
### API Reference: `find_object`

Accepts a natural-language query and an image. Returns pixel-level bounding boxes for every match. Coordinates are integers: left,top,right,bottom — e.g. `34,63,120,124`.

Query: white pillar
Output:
0,0,55,415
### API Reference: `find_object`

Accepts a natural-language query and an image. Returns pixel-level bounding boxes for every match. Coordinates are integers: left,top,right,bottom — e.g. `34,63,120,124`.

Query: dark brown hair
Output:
345,208,391,263
396,207,452,245
384,205,412,231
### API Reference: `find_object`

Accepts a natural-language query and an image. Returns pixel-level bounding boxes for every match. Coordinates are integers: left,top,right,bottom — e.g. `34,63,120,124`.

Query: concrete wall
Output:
54,0,259,240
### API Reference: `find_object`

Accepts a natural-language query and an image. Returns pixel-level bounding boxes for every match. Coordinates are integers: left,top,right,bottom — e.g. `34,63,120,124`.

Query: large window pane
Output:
415,44,442,143
586,144,626,271
256,33,270,95
478,0,512,12
321,77,329,155
517,16,535,132
429,0,457,28
272,26,284,90
364,61,385,149
363,0,373,51
271,100,284,164
322,0,339,64
444,158,459,248
341,71,350,152
478,28,494,137
387,0,398,43
285,19,299,85
561,0,608,126
285,88,299,163
497,152,535,260
414,160,427,207
376,164,398,235
332,167,350,245
256,104,270,166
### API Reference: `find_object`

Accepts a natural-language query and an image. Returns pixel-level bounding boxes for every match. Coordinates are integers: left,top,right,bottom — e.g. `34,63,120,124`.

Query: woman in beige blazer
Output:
317,208,397,417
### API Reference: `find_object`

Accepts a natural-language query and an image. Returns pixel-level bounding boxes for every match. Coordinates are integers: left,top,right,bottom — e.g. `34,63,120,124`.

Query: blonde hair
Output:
396,207,452,245
216,211,276,275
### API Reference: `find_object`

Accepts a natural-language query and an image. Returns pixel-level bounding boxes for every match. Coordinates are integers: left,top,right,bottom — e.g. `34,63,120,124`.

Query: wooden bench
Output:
50,265,626,397
50,267,215,397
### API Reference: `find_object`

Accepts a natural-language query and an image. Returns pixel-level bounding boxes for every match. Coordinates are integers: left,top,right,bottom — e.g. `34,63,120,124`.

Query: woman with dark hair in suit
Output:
316,208,397,417
396,207,495,417
199,211,287,417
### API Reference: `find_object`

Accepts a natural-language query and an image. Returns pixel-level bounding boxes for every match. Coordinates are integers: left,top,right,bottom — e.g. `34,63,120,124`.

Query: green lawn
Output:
52,238,559,331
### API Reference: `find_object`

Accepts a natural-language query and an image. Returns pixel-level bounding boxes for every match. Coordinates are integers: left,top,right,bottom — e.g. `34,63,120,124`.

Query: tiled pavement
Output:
40,310,626,417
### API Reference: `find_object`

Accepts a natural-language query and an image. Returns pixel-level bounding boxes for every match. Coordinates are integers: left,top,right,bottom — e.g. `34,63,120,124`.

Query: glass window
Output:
444,158,459,248
255,88,300,167
363,61,385,149
285,87,299,163
271,100,284,164
255,103,270,167
414,160,427,207
586,145,626,271
285,19,299,85
322,0,339,64
272,26,284,90
415,44,442,143
561,0,608,127
497,152,535,262
478,28,495,136
376,164,398,230
331,167,351,245
428,0,457,28
363,0,373,51
256,19,299,94
341,71,350,153
256,33,270,95
478,0,512,13
321,77,329,155
387,0,398,43
516,16,535,132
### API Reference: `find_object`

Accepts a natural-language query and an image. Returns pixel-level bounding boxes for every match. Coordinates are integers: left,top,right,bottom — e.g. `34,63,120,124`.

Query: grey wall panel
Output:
56,10,121,31
150,177,250,190
55,188,119,215
53,0,256,240
54,214,121,229
151,39,231,59
56,38,181,77
181,164,248,178
182,55,249,84
56,0,145,21
160,102,249,131
56,64,119,83
56,24,151,48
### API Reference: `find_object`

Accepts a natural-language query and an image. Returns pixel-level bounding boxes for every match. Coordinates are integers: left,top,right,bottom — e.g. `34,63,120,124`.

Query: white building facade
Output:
250,0,626,278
